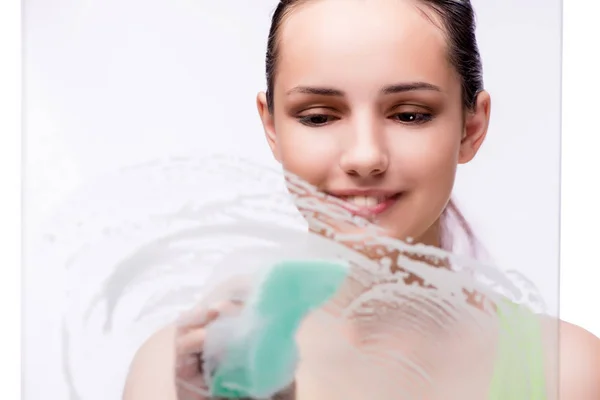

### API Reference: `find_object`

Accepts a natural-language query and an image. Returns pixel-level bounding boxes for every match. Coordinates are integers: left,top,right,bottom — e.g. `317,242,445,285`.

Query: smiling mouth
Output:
335,193,402,217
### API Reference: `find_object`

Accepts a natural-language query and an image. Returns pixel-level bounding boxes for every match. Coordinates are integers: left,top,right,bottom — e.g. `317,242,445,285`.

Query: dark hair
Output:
264,0,486,259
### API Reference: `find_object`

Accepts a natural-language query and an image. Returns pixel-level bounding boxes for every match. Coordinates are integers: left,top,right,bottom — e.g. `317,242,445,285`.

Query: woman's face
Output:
257,0,490,245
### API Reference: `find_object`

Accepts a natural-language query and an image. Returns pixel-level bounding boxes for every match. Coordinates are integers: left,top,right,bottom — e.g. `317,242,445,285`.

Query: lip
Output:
325,190,402,217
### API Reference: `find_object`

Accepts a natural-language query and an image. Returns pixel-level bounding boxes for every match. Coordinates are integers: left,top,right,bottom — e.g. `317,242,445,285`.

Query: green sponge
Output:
208,259,348,398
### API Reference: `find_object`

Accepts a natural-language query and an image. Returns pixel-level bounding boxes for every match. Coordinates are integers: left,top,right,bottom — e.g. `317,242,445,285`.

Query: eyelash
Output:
297,114,338,126
297,112,434,127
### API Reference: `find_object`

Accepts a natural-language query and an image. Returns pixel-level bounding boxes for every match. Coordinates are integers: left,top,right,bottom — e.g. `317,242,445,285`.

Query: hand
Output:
174,301,243,400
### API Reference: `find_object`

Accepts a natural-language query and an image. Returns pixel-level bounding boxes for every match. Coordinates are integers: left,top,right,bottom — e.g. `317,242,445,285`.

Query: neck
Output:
308,218,448,268
416,218,443,249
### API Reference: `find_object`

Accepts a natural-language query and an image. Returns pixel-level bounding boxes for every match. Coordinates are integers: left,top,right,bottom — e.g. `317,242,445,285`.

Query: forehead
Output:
276,0,457,93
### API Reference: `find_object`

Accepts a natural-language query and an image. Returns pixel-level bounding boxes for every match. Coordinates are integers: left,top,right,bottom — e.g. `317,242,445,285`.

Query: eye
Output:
391,112,433,125
297,114,338,127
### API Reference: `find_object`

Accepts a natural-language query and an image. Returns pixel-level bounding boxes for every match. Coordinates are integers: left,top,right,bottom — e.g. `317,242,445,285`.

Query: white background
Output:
24,0,562,311
1,0,599,398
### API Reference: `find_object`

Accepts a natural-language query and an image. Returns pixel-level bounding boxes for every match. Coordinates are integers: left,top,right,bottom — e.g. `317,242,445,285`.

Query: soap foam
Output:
33,155,547,400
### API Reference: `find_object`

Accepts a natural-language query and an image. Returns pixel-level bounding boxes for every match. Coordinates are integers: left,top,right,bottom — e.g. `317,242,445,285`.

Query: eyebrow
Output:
286,86,344,96
382,82,441,94
286,82,441,97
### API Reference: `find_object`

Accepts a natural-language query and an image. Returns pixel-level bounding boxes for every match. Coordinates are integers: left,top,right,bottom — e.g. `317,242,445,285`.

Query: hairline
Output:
267,0,470,113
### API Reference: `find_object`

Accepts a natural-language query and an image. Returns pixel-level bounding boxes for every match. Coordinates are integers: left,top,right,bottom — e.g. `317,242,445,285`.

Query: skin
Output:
259,0,489,246
123,0,600,398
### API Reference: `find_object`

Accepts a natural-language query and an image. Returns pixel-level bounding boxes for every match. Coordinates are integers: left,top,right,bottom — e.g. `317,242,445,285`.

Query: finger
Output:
177,299,243,334
176,306,220,331
176,374,209,400
176,328,207,356
175,352,203,380
175,300,246,360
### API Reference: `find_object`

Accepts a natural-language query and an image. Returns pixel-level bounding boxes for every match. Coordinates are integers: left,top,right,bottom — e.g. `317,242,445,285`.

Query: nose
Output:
339,119,389,178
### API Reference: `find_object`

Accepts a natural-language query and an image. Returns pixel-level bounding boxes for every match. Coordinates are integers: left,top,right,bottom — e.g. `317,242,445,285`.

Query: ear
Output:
459,90,491,164
256,92,280,162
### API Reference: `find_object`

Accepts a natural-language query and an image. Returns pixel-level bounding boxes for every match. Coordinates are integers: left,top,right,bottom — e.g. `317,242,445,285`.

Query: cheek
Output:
390,127,461,189
275,121,338,185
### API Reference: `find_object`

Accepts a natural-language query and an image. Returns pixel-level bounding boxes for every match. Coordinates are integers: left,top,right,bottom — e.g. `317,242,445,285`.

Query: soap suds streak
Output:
32,156,546,399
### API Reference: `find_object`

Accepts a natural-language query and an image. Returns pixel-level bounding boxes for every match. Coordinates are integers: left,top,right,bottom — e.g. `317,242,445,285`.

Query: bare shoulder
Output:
540,317,600,399
122,325,178,400
558,321,600,398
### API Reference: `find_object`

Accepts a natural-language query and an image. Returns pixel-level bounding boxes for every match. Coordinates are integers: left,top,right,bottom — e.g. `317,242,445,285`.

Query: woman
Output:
123,0,600,398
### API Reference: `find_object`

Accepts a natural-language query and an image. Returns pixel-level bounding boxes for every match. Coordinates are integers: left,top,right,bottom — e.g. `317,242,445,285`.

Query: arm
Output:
122,275,255,400
122,326,179,400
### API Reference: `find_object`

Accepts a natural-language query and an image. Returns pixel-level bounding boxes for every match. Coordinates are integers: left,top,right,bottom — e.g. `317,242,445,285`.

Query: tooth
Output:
348,196,363,207
345,196,383,207
365,197,377,207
